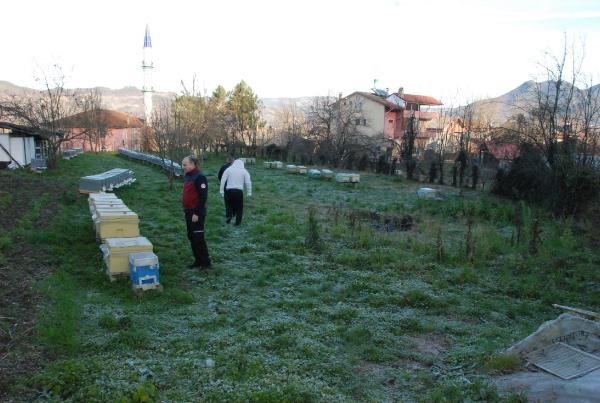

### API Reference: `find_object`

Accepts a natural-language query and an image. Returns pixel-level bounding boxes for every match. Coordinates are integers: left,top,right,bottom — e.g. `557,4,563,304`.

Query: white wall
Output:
0,134,36,168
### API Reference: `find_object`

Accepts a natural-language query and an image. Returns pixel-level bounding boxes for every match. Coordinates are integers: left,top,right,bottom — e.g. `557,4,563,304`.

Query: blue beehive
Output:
129,252,160,289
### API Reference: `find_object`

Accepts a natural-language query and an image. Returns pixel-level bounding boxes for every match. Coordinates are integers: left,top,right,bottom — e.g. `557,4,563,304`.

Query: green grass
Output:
4,152,599,402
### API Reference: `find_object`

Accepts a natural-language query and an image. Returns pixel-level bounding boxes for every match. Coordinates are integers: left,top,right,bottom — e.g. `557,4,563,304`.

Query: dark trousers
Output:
223,190,233,220
225,189,244,225
184,210,211,266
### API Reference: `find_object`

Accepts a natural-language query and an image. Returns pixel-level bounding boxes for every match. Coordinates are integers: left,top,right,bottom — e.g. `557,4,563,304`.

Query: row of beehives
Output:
263,161,360,183
88,192,161,291
62,147,83,160
78,168,136,193
238,157,256,165
118,147,183,176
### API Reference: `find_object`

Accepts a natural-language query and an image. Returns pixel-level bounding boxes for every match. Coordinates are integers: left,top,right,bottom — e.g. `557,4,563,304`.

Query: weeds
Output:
3,152,597,402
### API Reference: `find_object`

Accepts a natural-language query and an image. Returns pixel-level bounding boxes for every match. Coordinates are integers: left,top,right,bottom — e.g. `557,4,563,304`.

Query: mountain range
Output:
1,80,598,128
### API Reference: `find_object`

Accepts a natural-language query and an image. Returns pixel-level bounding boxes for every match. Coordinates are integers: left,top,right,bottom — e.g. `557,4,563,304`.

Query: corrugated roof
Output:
57,109,144,129
0,121,57,138
0,122,35,136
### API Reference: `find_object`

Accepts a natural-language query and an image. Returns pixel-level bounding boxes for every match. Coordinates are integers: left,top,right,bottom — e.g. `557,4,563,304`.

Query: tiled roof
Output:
484,141,520,160
398,93,443,106
57,109,144,129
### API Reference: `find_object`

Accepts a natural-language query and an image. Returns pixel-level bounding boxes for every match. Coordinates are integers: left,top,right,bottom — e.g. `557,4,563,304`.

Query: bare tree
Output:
275,100,309,161
0,65,85,169
309,94,368,168
513,34,582,169
574,75,600,167
150,99,188,190
306,95,334,165
498,34,599,216
178,76,211,155
75,88,106,152
433,103,456,184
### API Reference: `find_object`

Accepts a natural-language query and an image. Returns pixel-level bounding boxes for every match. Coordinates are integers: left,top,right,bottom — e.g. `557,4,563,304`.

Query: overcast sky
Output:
2,0,599,105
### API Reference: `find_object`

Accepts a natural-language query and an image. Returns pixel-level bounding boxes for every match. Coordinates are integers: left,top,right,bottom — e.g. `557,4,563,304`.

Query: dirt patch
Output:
325,205,415,232
0,171,66,400
407,333,449,357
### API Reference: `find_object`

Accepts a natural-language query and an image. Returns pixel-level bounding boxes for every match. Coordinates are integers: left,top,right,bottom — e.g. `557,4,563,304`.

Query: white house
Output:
0,122,42,169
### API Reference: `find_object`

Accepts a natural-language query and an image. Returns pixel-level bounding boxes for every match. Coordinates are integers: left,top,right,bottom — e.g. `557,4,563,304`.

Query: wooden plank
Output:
553,304,600,320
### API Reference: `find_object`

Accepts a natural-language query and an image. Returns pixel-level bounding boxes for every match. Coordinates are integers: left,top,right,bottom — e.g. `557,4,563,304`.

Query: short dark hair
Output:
184,155,198,166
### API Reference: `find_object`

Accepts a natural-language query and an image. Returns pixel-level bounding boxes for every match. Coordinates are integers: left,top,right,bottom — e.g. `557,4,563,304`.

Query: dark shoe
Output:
226,217,232,224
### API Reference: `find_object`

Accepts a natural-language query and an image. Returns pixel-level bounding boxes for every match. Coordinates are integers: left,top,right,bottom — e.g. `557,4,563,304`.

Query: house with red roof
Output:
58,109,145,152
333,87,442,154
481,141,520,169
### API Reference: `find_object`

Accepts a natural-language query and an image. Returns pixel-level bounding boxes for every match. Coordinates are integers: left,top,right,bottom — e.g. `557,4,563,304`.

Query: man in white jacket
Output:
219,159,252,225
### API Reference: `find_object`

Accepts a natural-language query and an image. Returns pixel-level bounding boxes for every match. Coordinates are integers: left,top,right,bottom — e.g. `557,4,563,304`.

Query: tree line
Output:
1,35,599,218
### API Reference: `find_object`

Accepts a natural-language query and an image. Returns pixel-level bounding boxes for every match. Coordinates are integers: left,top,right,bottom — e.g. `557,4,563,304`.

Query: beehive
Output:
307,169,322,179
286,164,299,173
129,252,160,289
100,236,153,278
94,210,140,239
335,173,360,183
321,169,335,180
89,200,128,216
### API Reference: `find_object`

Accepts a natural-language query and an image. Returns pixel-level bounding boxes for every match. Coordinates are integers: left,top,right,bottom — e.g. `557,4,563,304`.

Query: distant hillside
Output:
94,86,175,118
467,80,600,125
0,81,175,120
260,97,314,129
0,80,37,96
2,81,598,128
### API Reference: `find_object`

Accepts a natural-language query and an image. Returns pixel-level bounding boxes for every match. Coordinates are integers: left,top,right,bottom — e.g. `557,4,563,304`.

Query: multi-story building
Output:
333,87,442,155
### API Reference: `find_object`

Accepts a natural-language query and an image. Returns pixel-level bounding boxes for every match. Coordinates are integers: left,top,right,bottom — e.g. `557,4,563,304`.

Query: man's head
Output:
182,155,198,174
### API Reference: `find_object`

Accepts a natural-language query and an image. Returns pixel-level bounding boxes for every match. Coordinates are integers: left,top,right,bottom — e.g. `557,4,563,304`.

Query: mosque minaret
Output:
142,24,154,125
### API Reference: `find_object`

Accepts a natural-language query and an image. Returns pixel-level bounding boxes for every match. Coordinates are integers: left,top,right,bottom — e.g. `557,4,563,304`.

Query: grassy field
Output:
1,152,599,402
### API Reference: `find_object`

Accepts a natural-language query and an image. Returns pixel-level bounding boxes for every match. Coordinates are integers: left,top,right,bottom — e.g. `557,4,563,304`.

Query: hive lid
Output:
95,209,136,219
104,236,152,250
129,252,159,266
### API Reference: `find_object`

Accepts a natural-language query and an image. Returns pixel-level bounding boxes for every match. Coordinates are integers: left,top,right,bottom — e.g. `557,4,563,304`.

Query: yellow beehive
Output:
94,210,140,239
88,193,120,202
92,206,134,222
89,200,128,215
91,199,126,208
100,236,153,278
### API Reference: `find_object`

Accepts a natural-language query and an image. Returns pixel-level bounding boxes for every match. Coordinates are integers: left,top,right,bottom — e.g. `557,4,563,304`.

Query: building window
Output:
362,118,367,126
355,118,361,125
388,119,394,124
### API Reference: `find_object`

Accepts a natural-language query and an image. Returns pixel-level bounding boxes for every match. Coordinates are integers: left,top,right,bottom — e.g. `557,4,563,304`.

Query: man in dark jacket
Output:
217,156,233,222
182,155,211,269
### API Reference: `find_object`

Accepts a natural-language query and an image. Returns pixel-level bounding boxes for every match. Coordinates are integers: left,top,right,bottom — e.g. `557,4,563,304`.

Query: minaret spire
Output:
142,24,154,125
